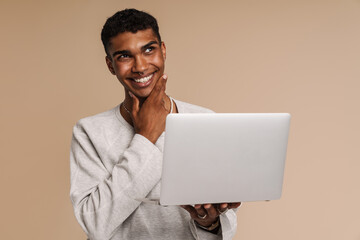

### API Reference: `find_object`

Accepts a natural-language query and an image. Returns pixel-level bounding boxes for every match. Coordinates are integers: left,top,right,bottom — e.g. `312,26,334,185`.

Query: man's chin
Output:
132,90,152,100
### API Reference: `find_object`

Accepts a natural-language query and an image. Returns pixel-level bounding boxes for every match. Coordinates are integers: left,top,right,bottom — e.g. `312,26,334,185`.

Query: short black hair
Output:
101,8,161,56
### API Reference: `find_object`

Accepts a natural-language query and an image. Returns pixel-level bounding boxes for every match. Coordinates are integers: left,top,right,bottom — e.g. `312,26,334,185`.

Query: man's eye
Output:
145,47,154,53
117,54,130,61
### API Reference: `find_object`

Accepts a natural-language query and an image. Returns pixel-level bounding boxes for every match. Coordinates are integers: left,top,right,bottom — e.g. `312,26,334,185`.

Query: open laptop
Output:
159,113,291,206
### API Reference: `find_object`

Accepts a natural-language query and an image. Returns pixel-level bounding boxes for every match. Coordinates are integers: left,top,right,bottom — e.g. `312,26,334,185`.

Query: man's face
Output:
106,28,166,99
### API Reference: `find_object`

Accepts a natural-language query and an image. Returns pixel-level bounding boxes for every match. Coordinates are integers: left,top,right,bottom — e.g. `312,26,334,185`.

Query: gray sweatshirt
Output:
70,99,238,240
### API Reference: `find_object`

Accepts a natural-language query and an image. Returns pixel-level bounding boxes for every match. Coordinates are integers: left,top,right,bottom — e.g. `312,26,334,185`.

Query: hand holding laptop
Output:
181,202,241,229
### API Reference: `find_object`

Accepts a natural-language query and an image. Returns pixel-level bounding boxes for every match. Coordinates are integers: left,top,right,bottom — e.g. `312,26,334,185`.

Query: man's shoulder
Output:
73,105,120,133
174,99,215,113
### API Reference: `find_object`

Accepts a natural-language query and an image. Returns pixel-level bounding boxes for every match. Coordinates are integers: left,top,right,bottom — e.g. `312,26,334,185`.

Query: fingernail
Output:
128,91,134,97
163,74,168,79
204,204,210,209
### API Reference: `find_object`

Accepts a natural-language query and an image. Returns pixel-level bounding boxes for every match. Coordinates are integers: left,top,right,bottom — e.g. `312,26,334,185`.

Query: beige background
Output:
1,0,359,239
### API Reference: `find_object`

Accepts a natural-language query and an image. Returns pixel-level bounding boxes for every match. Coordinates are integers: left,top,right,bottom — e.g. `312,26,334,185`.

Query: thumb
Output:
129,91,139,116
162,74,168,91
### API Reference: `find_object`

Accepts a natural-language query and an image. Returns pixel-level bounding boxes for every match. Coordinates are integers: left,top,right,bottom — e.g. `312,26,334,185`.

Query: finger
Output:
204,204,218,218
194,204,202,209
158,73,167,87
129,91,139,116
228,202,242,209
180,205,199,220
218,203,228,214
180,205,193,214
149,74,167,100
194,204,207,219
161,74,167,91
155,74,167,99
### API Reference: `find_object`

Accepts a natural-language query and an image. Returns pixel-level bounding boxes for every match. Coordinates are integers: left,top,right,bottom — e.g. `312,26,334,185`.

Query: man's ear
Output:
105,56,116,75
161,42,166,60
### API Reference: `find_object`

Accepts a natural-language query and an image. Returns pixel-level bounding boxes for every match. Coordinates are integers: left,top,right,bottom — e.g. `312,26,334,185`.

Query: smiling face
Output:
105,28,166,100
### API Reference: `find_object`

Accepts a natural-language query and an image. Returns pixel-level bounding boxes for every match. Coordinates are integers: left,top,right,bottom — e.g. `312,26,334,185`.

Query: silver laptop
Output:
160,113,291,205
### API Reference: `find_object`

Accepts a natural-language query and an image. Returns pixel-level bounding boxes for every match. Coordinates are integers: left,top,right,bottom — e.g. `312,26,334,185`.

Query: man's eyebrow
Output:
141,41,159,50
112,50,131,58
112,41,159,58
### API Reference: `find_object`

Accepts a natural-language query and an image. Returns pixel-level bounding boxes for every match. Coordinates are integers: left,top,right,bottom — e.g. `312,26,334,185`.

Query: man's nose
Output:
132,55,148,73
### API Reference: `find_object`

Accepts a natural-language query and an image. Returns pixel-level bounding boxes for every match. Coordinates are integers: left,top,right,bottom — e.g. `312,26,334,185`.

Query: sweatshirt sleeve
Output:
219,209,238,239
70,123,163,240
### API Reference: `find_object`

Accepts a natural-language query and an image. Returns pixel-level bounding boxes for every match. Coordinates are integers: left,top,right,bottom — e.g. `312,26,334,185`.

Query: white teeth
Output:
134,74,153,83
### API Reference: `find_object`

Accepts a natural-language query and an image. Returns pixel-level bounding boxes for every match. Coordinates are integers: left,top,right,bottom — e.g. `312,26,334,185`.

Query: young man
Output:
70,9,240,240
